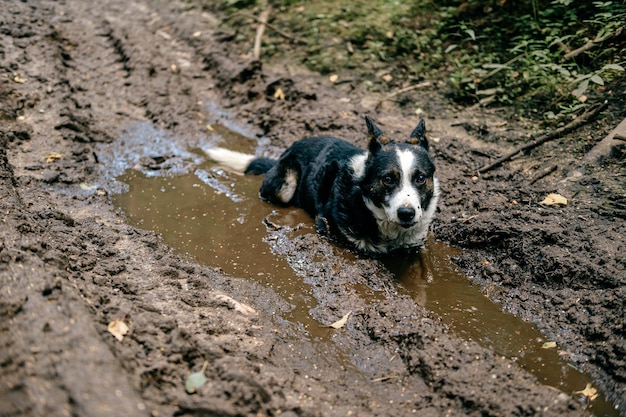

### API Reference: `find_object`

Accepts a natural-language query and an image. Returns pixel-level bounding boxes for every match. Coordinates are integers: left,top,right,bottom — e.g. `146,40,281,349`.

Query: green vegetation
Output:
202,0,625,118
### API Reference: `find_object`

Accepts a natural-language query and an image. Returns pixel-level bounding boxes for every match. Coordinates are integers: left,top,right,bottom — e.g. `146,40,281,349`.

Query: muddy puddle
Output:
108,121,615,416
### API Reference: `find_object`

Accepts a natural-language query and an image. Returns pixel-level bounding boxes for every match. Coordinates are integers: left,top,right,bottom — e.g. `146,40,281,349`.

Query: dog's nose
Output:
397,206,416,223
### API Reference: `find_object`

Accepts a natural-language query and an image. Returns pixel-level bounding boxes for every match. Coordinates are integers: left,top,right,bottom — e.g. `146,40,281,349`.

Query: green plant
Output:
439,0,625,115
203,0,625,116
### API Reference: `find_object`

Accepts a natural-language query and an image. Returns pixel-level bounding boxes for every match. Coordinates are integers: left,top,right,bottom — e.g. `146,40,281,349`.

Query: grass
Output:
198,0,625,120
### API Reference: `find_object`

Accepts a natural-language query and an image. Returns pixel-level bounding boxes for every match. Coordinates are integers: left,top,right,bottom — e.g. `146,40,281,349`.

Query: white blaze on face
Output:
387,149,422,223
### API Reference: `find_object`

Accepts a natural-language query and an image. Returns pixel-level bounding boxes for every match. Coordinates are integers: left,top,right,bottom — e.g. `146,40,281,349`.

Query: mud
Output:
1,1,624,417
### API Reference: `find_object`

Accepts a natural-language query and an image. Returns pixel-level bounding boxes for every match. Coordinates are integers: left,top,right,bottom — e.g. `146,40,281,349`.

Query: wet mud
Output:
1,0,624,417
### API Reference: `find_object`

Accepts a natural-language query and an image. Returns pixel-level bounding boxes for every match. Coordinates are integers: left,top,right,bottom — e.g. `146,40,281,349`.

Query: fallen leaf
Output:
541,341,557,349
382,74,393,83
214,294,257,316
273,87,285,100
574,383,598,401
185,361,209,394
329,74,339,83
540,193,568,206
107,319,129,342
329,311,352,329
46,153,64,163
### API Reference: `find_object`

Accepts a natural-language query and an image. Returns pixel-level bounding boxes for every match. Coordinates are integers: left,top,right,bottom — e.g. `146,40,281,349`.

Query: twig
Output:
478,101,608,173
563,26,624,60
375,81,432,110
386,81,432,99
253,9,271,60
371,375,398,382
226,10,308,45
461,214,478,224
529,164,558,185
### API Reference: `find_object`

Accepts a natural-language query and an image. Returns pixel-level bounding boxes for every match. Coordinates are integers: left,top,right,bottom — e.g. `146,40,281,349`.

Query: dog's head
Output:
354,116,438,229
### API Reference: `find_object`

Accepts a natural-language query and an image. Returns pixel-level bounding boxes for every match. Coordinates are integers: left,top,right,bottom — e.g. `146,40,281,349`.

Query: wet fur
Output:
205,116,439,255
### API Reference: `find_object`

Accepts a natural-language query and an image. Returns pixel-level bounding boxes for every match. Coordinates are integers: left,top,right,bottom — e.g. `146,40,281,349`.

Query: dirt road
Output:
1,0,624,416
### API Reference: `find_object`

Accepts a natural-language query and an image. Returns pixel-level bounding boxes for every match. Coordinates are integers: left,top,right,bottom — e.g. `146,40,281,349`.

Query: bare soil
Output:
1,1,624,416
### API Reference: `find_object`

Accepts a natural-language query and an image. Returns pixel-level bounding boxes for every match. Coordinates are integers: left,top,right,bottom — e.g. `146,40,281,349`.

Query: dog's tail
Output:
204,147,276,175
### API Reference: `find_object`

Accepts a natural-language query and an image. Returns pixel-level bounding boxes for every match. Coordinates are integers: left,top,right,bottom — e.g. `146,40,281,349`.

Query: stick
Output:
227,10,308,45
386,81,432,99
253,9,271,60
563,26,624,60
530,164,558,185
478,101,608,173
375,81,432,110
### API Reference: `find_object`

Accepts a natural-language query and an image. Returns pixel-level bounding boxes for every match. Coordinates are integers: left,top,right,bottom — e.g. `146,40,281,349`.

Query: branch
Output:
563,26,624,60
375,81,432,110
478,101,608,173
227,10,309,45
253,9,271,60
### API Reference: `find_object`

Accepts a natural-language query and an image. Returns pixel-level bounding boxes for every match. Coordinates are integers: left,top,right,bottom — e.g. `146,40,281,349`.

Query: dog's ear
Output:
365,115,391,153
407,118,428,150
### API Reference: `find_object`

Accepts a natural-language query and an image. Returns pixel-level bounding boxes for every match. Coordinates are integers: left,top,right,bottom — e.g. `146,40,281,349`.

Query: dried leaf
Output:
541,341,557,349
540,193,568,206
107,319,129,342
273,87,285,100
214,294,257,316
46,153,64,163
185,361,209,394
574,383,598,401
329,311,352,329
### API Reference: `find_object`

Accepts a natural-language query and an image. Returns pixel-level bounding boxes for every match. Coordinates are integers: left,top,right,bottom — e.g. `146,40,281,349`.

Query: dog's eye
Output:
415,174,426,185
382,175,395,187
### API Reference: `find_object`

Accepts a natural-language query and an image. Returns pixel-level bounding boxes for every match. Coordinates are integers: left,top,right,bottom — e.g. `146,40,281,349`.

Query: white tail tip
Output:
204,147,255,173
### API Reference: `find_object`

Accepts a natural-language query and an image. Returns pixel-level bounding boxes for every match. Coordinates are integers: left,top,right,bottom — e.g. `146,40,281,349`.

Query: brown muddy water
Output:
109,122,615,416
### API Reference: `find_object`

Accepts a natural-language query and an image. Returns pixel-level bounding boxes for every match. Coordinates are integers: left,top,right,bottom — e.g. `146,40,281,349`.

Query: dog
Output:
205,116,439,255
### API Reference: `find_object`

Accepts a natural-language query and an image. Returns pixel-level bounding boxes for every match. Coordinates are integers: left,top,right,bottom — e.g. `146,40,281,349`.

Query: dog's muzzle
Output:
397,206,416,228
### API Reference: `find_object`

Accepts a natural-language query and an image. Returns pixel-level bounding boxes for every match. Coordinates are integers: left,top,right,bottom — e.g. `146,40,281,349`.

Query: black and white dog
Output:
205,116,439,255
